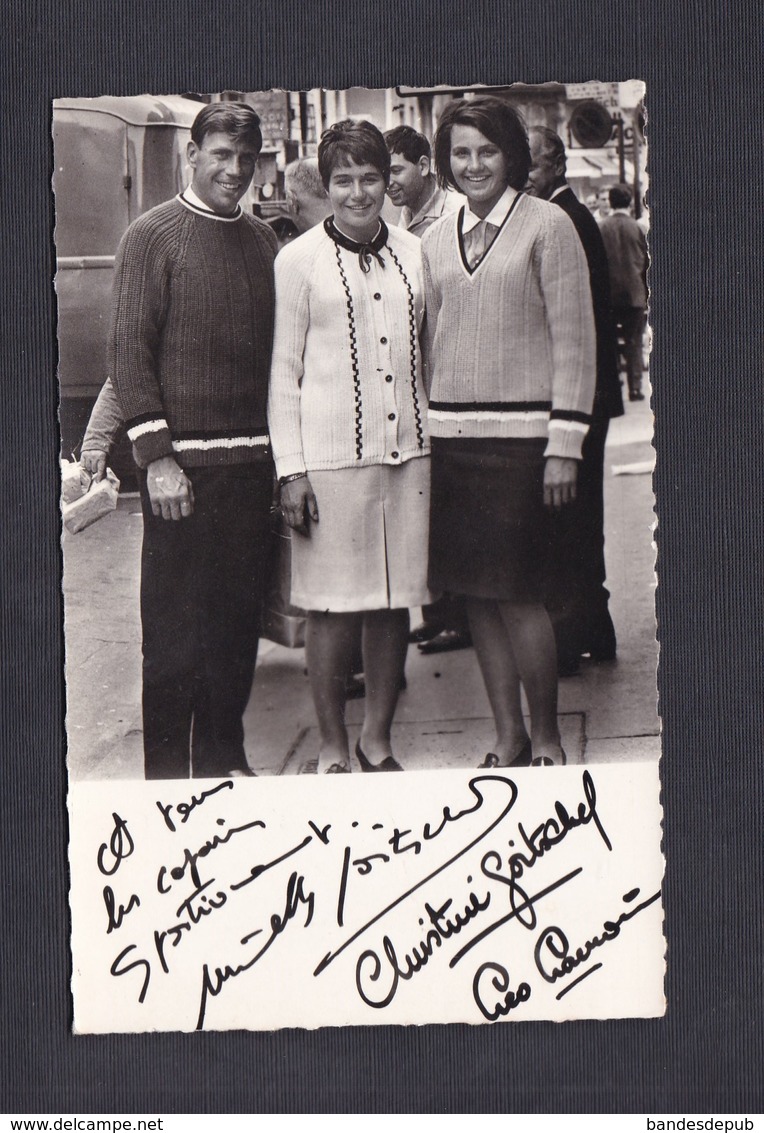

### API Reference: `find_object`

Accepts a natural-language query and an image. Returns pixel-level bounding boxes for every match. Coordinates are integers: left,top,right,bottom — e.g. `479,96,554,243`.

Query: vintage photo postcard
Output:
57,80,662,1032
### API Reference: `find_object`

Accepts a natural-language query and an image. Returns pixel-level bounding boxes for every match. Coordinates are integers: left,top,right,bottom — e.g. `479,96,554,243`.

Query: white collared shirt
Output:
460,185,519,234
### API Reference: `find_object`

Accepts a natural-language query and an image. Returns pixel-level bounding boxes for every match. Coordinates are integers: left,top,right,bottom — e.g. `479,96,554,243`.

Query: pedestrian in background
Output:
383,124,472,658
599,183,649,402
526,126,623,675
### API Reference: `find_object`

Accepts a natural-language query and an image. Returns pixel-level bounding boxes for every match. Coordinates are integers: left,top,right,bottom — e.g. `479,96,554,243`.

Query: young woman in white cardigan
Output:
268,120,430,774
422,97,596,768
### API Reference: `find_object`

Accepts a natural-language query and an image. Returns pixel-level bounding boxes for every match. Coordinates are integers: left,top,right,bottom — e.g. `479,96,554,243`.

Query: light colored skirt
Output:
291,457,432,613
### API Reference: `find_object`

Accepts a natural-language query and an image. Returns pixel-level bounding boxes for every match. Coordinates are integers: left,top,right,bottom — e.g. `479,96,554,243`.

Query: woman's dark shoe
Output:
418,628,473,655
479,740,532,768
345,673,366,700
531,749,567,767
355,740,403,772
408,621,445,644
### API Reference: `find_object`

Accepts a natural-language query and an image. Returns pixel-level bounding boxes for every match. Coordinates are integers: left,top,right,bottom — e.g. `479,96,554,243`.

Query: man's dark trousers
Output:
614,305,647,398
546,417,615,666
139,464,273,779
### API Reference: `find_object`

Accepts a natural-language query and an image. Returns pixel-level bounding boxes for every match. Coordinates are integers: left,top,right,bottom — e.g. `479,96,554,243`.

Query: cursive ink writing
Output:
308,820,332,845
230,834,312,892
534,887,662,991
155,780,234,833
449,868,583,967
355,887,491,1008
103,885,140,933
97,813,134,876
153,879,228,973
196,871,315,1029
315,775,519,976
157,817,266,893
110,944,150,1003
472,961,532,1021
449,772,611,963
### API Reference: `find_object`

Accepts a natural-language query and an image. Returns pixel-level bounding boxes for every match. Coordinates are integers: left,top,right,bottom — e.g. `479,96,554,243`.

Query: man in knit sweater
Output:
108,102,278,780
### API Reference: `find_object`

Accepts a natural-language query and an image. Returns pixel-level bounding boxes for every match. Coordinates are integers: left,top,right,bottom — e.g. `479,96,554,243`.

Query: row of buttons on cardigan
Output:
372,290,401,459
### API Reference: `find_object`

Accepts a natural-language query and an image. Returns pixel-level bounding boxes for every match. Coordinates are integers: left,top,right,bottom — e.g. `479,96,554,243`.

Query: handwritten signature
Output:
92,771,661,1028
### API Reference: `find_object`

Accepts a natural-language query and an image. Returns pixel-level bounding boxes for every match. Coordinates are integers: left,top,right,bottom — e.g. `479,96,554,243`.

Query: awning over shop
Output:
566,149,634,181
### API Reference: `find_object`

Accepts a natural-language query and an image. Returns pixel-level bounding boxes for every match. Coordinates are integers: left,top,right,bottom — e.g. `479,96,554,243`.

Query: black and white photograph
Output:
4,0,763,1113
59,82,656,784
58,82,665,1035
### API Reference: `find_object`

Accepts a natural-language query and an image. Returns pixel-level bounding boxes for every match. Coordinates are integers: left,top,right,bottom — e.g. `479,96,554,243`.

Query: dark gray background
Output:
2,0,762,1113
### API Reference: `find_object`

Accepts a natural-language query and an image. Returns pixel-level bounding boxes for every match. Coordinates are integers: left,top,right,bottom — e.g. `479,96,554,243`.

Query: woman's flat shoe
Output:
324,761,351,774
531,749,567,767
479,740,532,769
356,740,403,772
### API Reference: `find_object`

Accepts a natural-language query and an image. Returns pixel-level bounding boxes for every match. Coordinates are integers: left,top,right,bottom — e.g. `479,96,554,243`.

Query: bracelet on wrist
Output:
278,472,307,488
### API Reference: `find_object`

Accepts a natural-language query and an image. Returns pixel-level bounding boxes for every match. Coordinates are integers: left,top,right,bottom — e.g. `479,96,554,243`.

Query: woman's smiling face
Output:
449,124,510,218
328,159,387,241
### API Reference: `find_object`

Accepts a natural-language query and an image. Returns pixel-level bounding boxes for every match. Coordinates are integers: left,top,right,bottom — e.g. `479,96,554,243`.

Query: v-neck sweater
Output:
267,220,427,479
421,192,596,461
108,196,278,469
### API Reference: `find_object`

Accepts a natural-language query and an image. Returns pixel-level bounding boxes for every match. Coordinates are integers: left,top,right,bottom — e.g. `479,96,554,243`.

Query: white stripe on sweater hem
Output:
428,409,550,424
548,420,589,434
127,419,169,441
172,435,269,453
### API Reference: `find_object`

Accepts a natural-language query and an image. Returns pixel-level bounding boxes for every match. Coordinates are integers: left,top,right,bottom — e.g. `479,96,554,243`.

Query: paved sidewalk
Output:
63,396,659,780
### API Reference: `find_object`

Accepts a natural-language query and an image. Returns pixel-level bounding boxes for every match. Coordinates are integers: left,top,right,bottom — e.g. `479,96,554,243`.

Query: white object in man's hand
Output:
147,455,194,521
81,449,108,483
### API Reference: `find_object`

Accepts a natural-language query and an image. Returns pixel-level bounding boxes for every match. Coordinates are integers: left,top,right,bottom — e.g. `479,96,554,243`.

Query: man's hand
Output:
147,456,194,521
543,456,578,509
280,475,318,535
81,449,107,483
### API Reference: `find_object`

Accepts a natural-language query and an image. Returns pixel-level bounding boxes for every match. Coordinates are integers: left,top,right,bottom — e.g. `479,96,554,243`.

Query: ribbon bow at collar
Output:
325,216,388,273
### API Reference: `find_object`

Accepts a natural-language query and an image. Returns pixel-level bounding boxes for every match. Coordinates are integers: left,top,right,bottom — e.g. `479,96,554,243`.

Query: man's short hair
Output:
384,125,431,163
191,102,263,152
609,183,633,209
284,158,328,202
529,125,567,169
317,119,391,188
433,96,531,192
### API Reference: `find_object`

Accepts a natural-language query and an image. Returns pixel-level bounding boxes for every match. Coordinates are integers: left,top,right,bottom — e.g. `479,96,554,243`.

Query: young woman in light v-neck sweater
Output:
422,96,596,768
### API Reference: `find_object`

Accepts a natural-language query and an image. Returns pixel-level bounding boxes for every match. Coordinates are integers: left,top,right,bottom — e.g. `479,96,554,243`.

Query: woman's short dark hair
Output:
318,119,391,188
433,96,531,192
190,102,263,152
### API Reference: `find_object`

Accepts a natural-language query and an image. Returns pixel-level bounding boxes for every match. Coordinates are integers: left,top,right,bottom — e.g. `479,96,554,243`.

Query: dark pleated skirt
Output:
428,437,550,603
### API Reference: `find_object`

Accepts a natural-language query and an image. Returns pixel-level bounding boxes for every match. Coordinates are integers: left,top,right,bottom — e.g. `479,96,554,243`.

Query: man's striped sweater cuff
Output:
126,414,174,466
126,415,272,467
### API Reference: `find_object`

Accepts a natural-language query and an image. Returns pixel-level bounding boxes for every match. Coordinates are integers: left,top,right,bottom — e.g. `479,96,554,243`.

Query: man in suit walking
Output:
527,126,625,675
598,182,649,402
